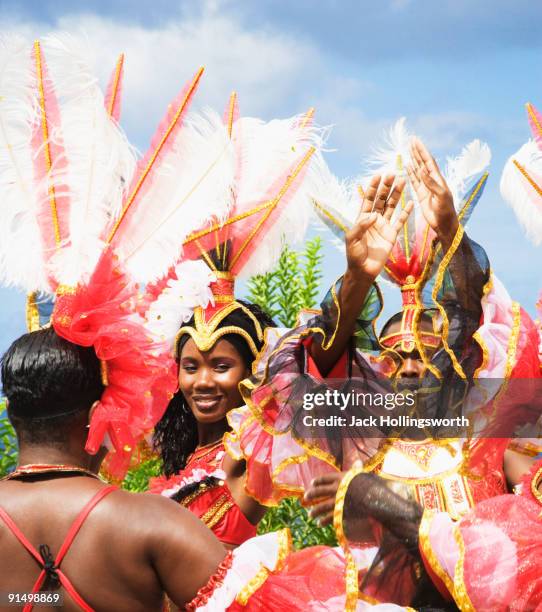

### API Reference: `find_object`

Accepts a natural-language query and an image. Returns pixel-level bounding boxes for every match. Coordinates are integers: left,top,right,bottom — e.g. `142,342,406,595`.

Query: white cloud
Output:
3,9,326,149
2,7,492,165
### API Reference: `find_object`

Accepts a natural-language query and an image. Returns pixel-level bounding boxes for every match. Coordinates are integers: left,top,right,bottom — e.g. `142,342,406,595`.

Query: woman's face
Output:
179,337,249,424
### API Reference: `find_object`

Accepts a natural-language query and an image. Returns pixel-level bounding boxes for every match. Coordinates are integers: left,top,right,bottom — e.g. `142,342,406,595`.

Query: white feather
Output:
41,34,137,285
118,109,235,283
444,139,491,210
233,115,328,278
357,117,416,220
363,117,413,179
0,35,50,293
500,140,542,246
145,260,216,349
312,162,356,225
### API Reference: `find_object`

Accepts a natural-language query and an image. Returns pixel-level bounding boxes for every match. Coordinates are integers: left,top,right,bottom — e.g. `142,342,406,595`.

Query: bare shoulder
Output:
104,488,196,531
104,489,224,553
105,490,226,606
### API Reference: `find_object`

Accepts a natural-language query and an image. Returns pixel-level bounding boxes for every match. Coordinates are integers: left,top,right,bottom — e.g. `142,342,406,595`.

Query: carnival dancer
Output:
148,95,415,547
150,299,275,548
0,327,227,611
0,31,232,608
226,122,542,605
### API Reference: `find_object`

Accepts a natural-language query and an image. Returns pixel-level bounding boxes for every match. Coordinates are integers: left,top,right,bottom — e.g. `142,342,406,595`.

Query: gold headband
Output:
175,301,264,358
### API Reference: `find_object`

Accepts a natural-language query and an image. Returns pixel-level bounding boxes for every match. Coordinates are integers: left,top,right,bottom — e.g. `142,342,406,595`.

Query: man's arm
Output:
310,174,413,376
408,138,489,318
142,494,227,607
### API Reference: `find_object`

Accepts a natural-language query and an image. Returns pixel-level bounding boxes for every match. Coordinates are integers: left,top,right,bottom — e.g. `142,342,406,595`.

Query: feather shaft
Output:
229,146,315,269
105,53,124,120
107,66,204,244
34,40,61,247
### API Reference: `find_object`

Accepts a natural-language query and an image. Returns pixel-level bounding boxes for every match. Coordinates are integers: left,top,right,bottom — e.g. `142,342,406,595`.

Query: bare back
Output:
0,475,226,612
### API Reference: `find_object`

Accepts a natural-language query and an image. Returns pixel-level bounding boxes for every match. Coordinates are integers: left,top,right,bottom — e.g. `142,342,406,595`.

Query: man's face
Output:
379,318,441,382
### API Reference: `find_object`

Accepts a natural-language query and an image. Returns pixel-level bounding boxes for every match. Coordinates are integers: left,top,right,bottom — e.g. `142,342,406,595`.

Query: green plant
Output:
257,497,337,549
122,455,163,492
0,401,18,478
247,237,335,548
247,236,323,327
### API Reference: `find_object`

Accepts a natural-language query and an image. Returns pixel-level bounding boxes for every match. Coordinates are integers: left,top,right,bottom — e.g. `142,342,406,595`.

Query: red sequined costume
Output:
419,460,542,612
150,442,257,547
225,127,542,606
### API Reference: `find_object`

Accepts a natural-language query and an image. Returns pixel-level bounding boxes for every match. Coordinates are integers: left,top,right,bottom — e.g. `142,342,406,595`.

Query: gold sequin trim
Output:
333,466,364,611
530,465,542,507
418,510,455,598
235,529,292,605
26,292,40,333
452,525,475,612
431,224,467,379
472,273,493,378
100,360,109,386
200,494,233,530
235,566,270,605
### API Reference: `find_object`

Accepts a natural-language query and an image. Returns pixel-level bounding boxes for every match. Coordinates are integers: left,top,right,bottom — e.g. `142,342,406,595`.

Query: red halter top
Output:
0,484,117,612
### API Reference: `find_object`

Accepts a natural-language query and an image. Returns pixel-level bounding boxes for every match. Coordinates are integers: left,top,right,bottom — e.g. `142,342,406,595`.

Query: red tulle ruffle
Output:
52,247,177,476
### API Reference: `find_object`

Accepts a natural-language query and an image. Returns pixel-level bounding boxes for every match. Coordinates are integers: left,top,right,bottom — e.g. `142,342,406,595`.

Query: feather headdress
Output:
145,98,327,356
0,35,242,474
311,118,490,366
500,103,542,246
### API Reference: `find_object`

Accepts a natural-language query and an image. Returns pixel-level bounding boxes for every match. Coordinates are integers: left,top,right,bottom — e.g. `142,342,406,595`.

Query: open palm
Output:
407,138,457,236
346,175,413,280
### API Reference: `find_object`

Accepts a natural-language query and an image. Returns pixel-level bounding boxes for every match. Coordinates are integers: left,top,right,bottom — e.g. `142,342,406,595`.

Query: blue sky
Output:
1,0,542,355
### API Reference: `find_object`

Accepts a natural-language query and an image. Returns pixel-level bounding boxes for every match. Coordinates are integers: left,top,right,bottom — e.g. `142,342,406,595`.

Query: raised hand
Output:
407,138,459,247
346,174,414,280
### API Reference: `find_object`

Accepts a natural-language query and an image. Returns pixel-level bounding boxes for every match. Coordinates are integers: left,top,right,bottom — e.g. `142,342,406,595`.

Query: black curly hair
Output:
1,327,104,446
153,300,275,477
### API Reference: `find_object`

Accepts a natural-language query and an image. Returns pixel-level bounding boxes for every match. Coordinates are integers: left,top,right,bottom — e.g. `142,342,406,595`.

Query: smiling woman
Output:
150,301,275,549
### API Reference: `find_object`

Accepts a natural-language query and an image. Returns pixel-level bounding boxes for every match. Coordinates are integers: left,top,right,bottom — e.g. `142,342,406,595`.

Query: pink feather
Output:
30,40,71,284
105,66,204,247
104,53,124,122
526,102,542,151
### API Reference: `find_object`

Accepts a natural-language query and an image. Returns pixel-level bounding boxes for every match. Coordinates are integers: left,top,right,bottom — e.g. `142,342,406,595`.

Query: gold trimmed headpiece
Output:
174,272,264,358
172,95,321,360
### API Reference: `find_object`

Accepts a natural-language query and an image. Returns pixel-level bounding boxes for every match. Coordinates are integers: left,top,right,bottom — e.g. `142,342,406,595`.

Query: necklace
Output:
187,440,224,466
2,463,101,482
196,438,223,451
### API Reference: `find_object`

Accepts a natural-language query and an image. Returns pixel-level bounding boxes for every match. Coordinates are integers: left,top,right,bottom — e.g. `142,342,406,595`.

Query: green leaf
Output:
121,455,163,492
0,401,18,478
257,497,338,549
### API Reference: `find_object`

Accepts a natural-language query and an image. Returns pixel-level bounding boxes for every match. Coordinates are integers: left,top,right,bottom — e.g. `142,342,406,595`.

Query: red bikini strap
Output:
0,485,117,612
0,506,43,564
53,485,117,566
